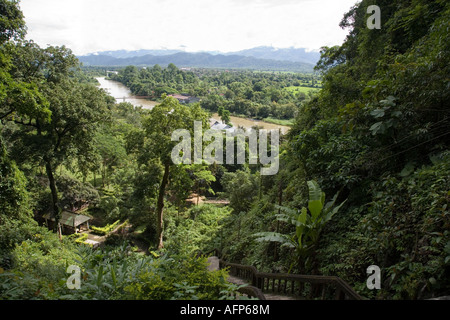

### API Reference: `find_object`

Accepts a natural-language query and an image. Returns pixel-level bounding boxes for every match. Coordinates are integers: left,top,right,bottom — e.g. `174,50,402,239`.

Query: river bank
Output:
96,77,159,109
97,77,290,133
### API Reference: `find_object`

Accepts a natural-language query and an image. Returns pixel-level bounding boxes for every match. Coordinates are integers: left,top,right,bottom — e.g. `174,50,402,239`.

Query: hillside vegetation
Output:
216,0,450,300
0,0,448,301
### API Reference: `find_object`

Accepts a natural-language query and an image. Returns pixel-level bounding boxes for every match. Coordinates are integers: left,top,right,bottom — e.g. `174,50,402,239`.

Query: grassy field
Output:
284,85,321,95
263,117,294,126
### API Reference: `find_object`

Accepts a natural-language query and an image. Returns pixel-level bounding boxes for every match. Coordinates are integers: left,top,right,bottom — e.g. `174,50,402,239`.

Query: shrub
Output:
318,153,450,299
0,222,79,300
75,233,88,244
122,252,231,300
164,204,231,255
91,220,121,235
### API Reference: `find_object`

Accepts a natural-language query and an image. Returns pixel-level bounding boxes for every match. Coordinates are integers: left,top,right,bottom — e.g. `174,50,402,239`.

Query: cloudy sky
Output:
20,0,358,55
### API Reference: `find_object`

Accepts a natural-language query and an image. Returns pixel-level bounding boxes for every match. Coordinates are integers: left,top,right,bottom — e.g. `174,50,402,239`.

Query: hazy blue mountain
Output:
78,51,315,72
223,46,321,65
93,49,183,59
89,46,321,64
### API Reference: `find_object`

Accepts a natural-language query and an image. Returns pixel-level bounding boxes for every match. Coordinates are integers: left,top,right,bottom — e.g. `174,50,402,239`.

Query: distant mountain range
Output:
78,46,320,72
224,46,321,65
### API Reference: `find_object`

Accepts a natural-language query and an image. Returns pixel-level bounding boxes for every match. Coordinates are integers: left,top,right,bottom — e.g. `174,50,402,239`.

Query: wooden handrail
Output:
198,249,265,300
199,249,362,300
220,260,362,300
236,285,266,300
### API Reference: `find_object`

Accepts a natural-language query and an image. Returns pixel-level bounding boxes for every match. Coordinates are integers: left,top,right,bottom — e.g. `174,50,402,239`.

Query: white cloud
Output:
20,0,358,55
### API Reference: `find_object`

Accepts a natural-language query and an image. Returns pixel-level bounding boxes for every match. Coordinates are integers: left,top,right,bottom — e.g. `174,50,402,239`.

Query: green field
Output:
262,117,294,126
284,85,321,95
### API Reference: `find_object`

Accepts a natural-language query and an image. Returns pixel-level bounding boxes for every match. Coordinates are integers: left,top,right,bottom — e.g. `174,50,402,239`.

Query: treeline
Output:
215,0,450,300
110,65,321,120
110,64,199,97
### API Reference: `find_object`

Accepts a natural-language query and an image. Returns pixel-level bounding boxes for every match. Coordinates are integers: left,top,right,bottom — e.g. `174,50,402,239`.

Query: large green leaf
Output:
253,232,295,248
323,199,347,223
307,180,322,201
274,205,299,225
323,192,338,212
308,200,322,221
296,207,308,249
307,180,324,221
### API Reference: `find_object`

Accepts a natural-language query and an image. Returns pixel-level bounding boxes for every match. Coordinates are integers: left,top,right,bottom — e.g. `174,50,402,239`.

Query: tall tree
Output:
138,97,209,248
0,0,49,226
6,43,111,237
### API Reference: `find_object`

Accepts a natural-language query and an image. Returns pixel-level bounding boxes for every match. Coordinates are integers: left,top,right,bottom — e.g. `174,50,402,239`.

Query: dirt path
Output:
186,194,230,206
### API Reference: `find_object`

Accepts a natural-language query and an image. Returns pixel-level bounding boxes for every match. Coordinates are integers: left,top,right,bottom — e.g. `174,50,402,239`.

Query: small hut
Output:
43,211,91,235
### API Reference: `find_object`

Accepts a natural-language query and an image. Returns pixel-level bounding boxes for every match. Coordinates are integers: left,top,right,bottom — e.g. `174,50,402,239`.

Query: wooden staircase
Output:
202,249,362,301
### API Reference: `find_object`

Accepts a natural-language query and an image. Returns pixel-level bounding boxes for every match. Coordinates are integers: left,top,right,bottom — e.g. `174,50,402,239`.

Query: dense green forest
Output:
1,0,449,301
109,65,320,121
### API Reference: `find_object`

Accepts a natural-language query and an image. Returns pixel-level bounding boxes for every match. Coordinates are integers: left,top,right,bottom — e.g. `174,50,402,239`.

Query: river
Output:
96,77,159,109
96,77,290,133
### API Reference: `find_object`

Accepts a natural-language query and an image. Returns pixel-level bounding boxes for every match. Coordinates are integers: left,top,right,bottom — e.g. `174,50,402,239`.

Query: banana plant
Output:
254,180,346,271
